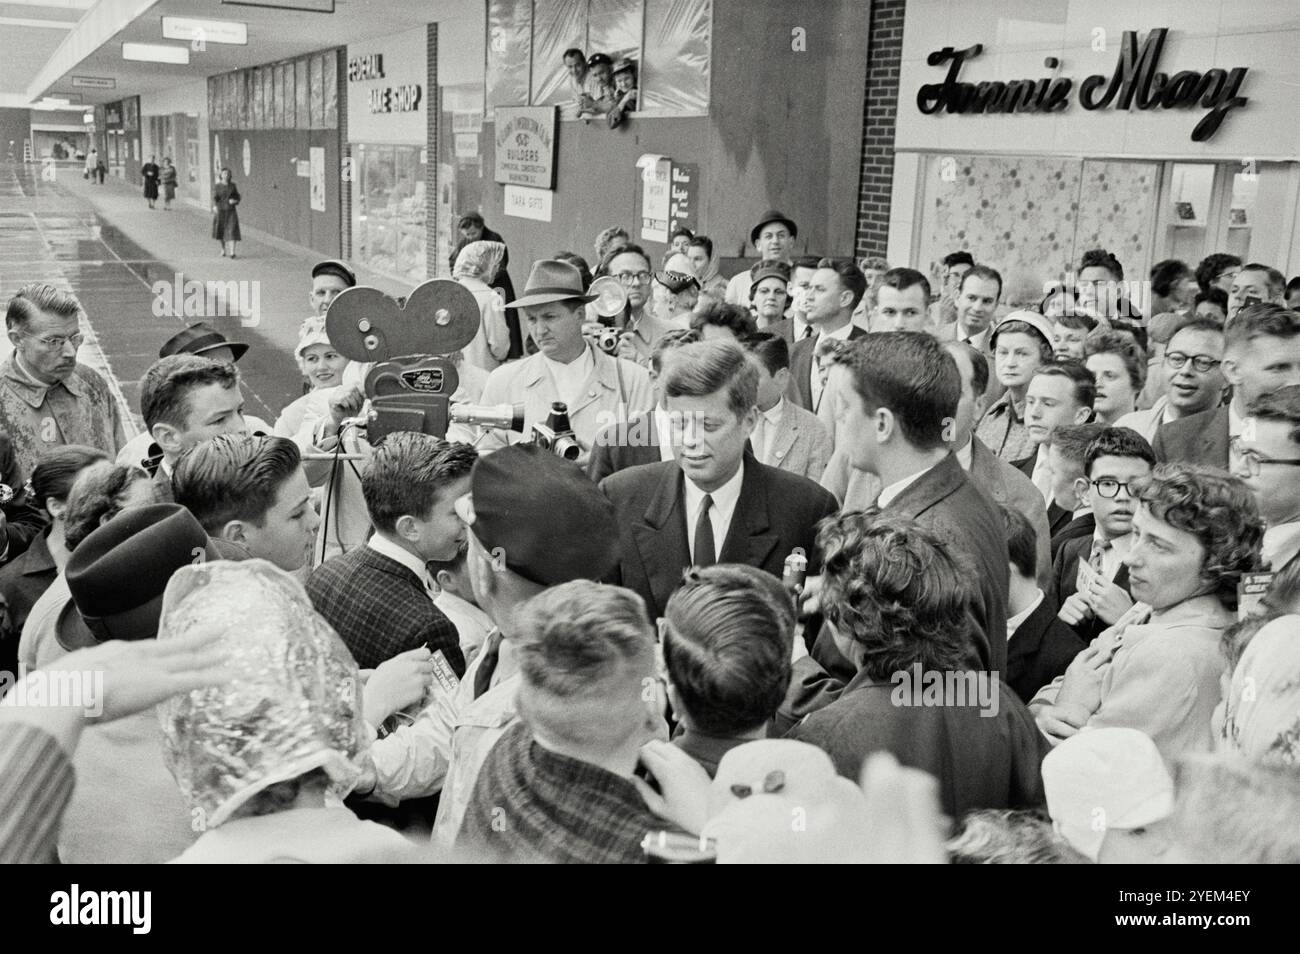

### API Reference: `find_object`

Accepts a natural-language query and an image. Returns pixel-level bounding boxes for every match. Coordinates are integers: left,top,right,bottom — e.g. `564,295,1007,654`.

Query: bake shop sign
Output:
916,29,1247,141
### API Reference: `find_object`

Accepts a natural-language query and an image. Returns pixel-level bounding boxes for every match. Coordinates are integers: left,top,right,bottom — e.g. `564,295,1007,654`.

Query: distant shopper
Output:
141,156,159,210
212,167,241,259
160,157,178,210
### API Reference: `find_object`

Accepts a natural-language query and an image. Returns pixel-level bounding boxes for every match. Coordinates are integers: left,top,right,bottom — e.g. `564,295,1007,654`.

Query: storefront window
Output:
353,143,428,284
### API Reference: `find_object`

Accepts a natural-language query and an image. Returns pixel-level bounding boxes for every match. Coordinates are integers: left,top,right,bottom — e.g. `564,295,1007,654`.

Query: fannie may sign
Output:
917,28,1248,142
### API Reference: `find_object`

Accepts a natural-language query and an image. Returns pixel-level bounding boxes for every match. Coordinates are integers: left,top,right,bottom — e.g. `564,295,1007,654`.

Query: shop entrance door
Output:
1156,161,1299,270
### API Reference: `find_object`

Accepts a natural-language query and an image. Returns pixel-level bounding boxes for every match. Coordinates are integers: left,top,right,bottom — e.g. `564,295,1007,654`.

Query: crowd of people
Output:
1,202,1299,865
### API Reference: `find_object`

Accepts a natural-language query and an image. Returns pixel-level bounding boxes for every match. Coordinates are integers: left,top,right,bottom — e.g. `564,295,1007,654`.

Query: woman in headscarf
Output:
160,559,414,863
453,240,511,372
1217,615,1300,766
685,234,729,301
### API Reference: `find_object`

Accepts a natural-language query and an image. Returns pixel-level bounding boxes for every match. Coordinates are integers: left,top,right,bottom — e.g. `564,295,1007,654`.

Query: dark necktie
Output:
801,324,814,340
694,494,716,567
473,629,504,699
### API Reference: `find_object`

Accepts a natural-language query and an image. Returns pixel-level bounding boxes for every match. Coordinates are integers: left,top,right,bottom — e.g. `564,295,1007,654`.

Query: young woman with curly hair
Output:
786,509,1050,819
1031,463,1265,761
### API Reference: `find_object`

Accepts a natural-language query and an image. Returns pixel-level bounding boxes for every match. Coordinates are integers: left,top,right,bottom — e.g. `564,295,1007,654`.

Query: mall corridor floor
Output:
0,159,403,432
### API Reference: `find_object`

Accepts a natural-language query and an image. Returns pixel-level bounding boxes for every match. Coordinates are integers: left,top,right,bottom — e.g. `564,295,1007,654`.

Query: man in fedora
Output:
54,503,230,864
473,260,653,468
725,210,798,306
116,323,269,473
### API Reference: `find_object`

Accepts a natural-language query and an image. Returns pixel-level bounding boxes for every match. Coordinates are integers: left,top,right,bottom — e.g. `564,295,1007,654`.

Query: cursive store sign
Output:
917,29,1248,141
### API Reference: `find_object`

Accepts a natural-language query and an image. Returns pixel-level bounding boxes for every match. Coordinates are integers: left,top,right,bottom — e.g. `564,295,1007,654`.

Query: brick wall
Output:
338,46,351,259
856,0,905,258
425,22,438,281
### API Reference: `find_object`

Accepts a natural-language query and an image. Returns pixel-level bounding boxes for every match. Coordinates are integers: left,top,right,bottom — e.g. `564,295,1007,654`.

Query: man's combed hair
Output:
662,340,759,418
1246,384,1300,444
361,434,477,534
1001,504,1039,581
1046,422,1107,468
945,341,989,398
1225,301,1300,349
942,250,975,270
5,282,85,331
1133,463,1264,611
689,299,757,340
173,434,302,533
960,264,1003,299
140,354,240,431
878,266,932,303
1150,259,1193,298
1083,426,1156,476
742,331,790,375
817,509,975,681
662,564,795,736
516,581,654,699
1239,263,1286,299
815,257,869,311
833,332,960,449
649,328,700,374
1084,328,1147,391
1033,361,1097,410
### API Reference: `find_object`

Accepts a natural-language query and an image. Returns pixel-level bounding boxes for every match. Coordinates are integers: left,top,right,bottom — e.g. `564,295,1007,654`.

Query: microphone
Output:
449,403,526,433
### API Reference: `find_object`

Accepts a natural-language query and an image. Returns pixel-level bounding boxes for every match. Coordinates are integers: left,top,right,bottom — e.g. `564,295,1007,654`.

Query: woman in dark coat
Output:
141,156,160,209
212,167,241,258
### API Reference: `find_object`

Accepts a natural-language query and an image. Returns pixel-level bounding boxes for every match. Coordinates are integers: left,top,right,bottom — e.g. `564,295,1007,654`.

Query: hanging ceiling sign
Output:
916,28,1248,142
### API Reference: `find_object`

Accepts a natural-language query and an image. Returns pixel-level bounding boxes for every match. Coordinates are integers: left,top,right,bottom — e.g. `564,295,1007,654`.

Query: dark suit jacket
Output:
1050,534,1132,644
786,669,1049,818
1152,405,1228,470
1006,593,1086,704
785,325,867,412
888,453,1009,674
1050,512,1095,561
599,451,839,619
307,544,464,674
0,433,47,564
1047,501,1073,537
587,409,664,484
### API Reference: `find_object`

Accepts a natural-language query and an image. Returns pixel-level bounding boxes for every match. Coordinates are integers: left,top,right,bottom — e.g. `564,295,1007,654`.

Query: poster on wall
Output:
638,155,671,244
493,106,556,189
669,162,698,234
309,146,326,211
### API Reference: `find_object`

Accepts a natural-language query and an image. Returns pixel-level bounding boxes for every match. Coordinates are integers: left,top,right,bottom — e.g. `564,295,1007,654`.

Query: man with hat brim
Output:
724,210,798,306
472,260,653,468
975,310,1058,468
339,444,619,840
54,503,229,864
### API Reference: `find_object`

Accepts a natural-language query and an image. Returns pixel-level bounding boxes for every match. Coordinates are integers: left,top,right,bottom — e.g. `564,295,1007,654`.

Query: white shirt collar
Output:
367,533,435,594
1228,400,1246,437
761,397,784,426
877,462,940,508
1264,521,1300,570
1007,589,1045,640
815,321,855,345
653,404,676,462
683,461,746,551
954,440,973,471
541,344,593,377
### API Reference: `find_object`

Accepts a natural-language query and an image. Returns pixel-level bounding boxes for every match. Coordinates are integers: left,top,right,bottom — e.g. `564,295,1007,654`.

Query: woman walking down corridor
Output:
212,167,241,258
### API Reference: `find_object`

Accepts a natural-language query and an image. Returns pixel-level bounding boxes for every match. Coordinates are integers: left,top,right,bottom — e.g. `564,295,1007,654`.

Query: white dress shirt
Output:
955,440,973,471
1007,589,1045,641
1030,444,1052,503
1089,531,1131,581
810,322,855,410
877,461,940,508
367,533,437,599
653,404,676,462
433,589,494,665
752,399,784,465
541,347,594,412
1228,400,1246,472
683,462,745,563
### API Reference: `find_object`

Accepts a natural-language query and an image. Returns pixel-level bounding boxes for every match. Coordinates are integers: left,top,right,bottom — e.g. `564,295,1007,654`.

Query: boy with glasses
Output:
1050,427,1156,644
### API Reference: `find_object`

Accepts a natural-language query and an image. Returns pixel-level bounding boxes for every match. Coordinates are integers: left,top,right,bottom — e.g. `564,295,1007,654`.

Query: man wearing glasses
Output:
1155,302,1300,471
1231,385,1300,573
1117,318,1226,442
1051,428,1155,645
1,283,126,476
